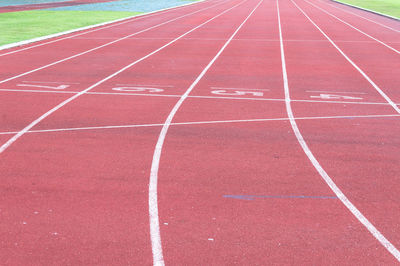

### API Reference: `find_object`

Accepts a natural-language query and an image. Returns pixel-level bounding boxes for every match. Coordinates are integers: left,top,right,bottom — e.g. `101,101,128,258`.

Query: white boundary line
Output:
316,0,400,33
148,0,261,264
290,0,400,114
0,0,211,54
1,88,399,106
0,114,398,136
0,0,229,85
302,0,399,54
331,0,400,21
277,0,400,260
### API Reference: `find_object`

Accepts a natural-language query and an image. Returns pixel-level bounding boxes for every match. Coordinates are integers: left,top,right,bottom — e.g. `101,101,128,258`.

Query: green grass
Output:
336,0,400,18
0,10,142,46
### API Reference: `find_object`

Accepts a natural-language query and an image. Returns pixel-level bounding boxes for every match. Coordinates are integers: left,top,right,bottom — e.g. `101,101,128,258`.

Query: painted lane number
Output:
210,87,266,97
17,83,70,90
307,91,365,100
112,87,164,93
310,94,363,100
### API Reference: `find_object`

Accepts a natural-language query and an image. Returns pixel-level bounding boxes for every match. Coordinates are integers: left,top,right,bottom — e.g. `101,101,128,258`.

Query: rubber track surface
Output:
0,0,399,264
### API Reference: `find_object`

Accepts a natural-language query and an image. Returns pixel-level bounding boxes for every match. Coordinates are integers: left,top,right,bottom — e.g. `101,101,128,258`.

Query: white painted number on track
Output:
307,91,365,100
17,83,70,90
112,86,164,93
211,87,265,97
310,93,363,100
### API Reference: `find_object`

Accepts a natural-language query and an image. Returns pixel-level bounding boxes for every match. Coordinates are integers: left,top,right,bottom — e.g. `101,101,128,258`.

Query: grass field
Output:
0,10,141,46
336,0,400,18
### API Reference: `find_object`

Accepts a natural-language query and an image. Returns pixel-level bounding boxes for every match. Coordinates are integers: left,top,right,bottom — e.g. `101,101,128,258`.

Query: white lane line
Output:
0,0,248,156
148,1,262,264
0,114,398,136
303,0,400,54
1,88,399,106
290,0,400,114
0,0,229,85
317,0,400,33
277,0,400,261
0,0,213,55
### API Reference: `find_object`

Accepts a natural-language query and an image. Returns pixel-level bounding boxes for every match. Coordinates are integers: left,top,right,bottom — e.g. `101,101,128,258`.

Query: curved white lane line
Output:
0,0,212,55
290,0,400,114
302,0,399,54
148,0,263,264
277,0,400,261
0,0,229,84
0,0,247,155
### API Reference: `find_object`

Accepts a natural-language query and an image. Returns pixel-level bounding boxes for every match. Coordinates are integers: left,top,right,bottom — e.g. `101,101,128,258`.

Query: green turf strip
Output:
335,0,400,19
0,10,141,46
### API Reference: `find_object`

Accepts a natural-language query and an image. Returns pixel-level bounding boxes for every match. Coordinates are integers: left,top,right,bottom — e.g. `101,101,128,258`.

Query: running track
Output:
0,0,399,264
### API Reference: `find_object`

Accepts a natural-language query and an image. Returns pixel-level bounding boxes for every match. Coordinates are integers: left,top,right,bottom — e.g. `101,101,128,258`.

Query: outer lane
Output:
291,0,400,103
281,0,400,260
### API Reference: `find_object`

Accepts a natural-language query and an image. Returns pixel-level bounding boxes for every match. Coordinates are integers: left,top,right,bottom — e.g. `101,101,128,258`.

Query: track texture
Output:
0,0,399,264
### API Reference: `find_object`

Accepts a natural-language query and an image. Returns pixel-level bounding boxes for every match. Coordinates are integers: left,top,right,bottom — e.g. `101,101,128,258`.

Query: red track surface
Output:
0,0,399,264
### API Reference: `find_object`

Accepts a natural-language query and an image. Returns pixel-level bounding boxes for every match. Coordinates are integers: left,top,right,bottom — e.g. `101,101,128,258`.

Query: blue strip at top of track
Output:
0,0,67,7
46,0,199,12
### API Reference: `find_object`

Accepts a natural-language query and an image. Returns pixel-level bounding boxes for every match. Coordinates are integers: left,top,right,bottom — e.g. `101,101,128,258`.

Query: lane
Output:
156,0,397,264
279,0,400,260
0,0,263,264
287,116,400,248
0,127,159,265
290,101,394,118
0,92,69,132
289,0,400,104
